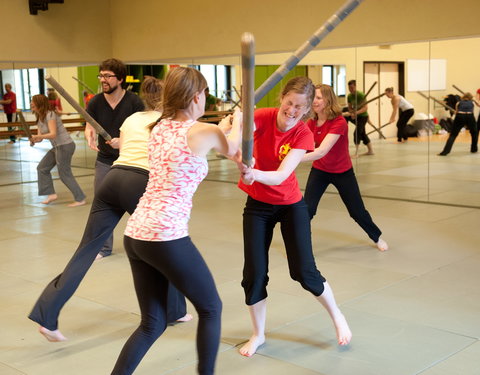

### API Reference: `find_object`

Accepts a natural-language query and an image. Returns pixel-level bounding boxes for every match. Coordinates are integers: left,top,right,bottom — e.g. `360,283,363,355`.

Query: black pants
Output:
347,115,370,145
112,236,222,375
304,167,382,243
29,166,187,331
397,108,414,141
6,112,16,142
242,197,326,306
440,113,478,155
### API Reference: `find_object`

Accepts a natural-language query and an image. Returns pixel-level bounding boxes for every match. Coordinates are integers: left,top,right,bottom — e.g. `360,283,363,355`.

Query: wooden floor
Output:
0,132,479,374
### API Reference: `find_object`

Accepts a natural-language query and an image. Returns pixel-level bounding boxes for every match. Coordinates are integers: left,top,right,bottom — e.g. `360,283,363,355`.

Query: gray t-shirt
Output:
37,111,72,147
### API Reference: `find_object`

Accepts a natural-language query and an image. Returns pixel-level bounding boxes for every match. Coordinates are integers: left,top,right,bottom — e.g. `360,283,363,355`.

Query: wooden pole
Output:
16,110,34,145
452,84,465,95
364,81,377,98
363,92,385,107
45,75,112,141
254,0,364,104
241,32,255,167
72,76,96,94
417,91,455,113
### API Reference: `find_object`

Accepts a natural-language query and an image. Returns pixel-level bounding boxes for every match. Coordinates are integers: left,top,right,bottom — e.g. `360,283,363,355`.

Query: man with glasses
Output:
85,58,144,258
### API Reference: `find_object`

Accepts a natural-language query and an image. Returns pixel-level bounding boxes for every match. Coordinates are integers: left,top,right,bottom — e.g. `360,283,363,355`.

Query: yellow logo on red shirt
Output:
278,143,291,161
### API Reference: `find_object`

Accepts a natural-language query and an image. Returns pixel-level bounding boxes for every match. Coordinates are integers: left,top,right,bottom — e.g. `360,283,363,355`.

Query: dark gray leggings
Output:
112,236,222,375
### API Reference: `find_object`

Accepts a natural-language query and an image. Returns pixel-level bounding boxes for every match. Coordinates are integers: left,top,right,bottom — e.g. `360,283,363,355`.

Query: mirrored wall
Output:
1,37,479,208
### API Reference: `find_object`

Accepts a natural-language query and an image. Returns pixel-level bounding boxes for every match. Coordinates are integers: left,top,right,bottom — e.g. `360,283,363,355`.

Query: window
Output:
1,68,43,110
196,65,233,103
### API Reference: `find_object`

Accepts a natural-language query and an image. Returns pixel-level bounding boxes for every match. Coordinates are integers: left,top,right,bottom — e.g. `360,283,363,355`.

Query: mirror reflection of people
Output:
438,92,479,156
47,88,64,115
384,87,414,143
0,83,17,144
29,94,86,206
302,84,388,252
346,80,374,157
204,87,221,111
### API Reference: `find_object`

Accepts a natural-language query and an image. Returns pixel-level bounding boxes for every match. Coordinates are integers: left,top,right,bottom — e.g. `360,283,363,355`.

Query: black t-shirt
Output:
87,90,144,165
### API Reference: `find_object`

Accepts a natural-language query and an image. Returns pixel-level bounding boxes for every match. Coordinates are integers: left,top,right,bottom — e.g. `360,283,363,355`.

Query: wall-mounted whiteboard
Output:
407,59,446,91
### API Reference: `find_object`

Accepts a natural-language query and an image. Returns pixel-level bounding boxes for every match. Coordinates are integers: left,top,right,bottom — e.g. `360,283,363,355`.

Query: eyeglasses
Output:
97,74,117,80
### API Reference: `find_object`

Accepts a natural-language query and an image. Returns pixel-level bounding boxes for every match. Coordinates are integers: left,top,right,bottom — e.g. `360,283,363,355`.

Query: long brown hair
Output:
140,76,163,111
149,67,207,131
31,94,50,122
315,84,342,120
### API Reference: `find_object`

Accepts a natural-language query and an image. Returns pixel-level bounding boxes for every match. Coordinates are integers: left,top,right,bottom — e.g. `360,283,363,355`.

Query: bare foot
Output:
239,335,265,357
376,238,389,252
360,151,375,156
39,326,67,342
41,194,58,204
95,253,104,261
68,199,86,207
176,313,193,322
333,314,352,346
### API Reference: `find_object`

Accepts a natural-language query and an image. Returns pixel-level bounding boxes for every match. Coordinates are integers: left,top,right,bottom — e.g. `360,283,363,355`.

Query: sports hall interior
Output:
1,0,479,374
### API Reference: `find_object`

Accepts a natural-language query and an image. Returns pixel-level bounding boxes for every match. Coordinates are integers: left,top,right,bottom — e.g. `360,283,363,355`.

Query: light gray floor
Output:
0,136,479,374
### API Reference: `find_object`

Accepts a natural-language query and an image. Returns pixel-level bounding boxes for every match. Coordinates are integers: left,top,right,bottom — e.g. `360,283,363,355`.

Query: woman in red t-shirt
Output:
303,84,388,252
238,77,351,357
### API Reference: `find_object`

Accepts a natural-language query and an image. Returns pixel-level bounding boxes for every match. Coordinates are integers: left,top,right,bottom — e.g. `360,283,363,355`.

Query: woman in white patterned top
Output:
112,67,242,375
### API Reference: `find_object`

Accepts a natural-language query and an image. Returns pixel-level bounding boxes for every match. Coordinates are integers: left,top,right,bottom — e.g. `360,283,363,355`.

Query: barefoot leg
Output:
39,326,67,342
68,199,86,207
176,313,193,322
41,194,58,204
316,282,352,346
376,238,389,252
239,298,267,357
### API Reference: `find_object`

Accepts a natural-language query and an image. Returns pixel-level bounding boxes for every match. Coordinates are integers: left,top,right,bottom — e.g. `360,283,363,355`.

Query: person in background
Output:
47,88,64,115
303,84,388,252
0,83,17,144
83,90,95,109
29,94,86,206
345,79,374,157
237,77,351,358
384,87,414,143
85,58,145,259
438,92,478,155
204,87,221,111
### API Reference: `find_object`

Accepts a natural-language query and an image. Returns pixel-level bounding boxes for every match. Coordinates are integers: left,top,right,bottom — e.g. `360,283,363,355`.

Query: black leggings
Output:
440,113,478,155
242,197,326,305
112,236,222,375
397,108,414,141
304,167,382,243
29,166,187,331
350,115,370,145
